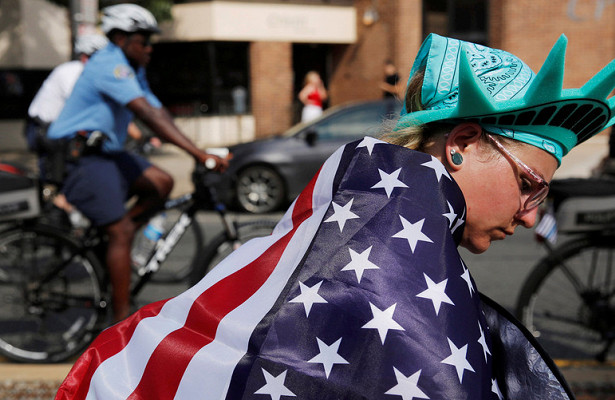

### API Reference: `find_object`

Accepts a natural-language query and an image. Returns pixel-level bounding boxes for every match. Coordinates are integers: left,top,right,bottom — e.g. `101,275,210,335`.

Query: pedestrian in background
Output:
379,59,401,99
298,70,328,123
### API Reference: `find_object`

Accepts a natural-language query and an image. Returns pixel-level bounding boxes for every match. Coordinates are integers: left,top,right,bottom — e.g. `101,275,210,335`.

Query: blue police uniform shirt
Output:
48,42,162,153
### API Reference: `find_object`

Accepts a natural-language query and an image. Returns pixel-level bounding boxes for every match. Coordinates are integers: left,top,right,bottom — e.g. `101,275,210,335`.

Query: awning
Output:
158,1,357,44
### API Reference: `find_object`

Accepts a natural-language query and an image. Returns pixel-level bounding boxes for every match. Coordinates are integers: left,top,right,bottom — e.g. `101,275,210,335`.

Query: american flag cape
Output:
56,137,574,400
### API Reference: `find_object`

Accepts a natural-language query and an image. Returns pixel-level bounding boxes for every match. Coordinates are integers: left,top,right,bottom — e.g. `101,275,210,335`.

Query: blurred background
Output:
1,0,614,152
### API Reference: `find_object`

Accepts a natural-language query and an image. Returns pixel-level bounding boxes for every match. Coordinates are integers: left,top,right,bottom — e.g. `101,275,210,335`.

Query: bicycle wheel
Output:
132,208,203,283
189,220,277,285
516,235,615,362
0,224,107,363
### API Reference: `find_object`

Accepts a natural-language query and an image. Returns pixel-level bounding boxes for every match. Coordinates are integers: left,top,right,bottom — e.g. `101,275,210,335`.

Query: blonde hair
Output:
304,71,321,86
379,70,452,151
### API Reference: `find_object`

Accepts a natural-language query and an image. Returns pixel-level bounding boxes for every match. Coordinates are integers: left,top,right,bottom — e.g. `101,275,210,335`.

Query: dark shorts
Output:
62,152,151,226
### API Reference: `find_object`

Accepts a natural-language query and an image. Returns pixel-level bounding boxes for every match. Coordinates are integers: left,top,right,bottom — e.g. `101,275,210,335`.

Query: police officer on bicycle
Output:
47,3,228,322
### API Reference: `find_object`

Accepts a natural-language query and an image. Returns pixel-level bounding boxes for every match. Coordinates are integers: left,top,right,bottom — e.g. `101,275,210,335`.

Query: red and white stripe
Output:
56,145,346,400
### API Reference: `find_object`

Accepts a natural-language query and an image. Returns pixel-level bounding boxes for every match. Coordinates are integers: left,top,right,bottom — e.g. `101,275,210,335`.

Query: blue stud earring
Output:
451,149,463,165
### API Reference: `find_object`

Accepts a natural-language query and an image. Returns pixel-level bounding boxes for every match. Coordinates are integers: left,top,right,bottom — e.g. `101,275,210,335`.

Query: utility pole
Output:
69,0,99,58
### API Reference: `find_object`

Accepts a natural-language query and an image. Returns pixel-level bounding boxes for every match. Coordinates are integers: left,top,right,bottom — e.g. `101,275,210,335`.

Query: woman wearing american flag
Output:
57,33,615,399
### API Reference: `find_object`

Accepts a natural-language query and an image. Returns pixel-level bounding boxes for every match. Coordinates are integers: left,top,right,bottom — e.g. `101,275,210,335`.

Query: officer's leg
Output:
62,155,139,322
128,164,174,225
104,215,135,322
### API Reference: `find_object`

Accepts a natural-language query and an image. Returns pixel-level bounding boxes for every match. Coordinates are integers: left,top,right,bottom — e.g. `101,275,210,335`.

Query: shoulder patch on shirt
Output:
113,64,135,79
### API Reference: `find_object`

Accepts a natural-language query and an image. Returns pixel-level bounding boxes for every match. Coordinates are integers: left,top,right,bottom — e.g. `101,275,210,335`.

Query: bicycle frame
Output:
131,194,195,295
130,177,240,296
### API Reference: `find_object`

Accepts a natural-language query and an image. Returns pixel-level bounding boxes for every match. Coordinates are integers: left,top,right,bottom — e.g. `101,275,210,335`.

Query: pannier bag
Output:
549,178,615,233
0,163,40,221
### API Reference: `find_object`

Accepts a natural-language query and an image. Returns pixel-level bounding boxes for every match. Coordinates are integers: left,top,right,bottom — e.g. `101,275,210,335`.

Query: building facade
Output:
1,0,614,150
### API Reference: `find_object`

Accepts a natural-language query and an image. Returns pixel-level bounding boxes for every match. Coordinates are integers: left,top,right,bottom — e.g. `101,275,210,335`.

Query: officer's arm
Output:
127,97,228,171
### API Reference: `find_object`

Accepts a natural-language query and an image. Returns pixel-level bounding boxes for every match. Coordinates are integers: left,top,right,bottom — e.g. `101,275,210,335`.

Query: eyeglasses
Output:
485,133,550,211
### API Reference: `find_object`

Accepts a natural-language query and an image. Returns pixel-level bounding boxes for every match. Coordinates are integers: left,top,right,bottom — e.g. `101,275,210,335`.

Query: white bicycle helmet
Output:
101,4,160,35
74,33,108,56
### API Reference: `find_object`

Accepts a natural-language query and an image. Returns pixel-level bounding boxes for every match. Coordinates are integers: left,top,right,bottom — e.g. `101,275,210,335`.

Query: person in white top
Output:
25,33,108,151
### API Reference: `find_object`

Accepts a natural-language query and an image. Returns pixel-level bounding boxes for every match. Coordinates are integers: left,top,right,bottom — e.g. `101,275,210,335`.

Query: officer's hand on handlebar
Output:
196,151,230,172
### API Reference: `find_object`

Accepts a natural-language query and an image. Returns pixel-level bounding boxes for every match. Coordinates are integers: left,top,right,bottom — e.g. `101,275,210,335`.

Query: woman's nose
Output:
515,207,539,228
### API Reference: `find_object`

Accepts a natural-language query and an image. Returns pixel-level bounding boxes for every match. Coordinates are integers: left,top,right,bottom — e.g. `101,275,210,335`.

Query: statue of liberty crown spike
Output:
396,33,615,160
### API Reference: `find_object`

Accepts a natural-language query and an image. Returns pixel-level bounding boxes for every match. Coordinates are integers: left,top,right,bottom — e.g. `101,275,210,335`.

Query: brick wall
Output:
329,0,423,105
391,0,423,91
250,41,294,139
493,0,615,89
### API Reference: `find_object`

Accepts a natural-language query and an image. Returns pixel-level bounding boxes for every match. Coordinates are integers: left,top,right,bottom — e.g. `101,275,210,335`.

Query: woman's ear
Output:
445,123,483,170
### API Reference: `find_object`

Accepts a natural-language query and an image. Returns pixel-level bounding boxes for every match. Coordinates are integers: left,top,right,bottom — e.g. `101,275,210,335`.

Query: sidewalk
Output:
0,364,71,400
559,361,615,400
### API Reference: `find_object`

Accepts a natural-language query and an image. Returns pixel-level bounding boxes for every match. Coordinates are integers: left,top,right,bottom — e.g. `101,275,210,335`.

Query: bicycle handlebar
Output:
191,162,226,211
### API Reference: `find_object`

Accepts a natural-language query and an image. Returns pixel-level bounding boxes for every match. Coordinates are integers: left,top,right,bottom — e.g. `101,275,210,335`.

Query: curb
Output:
557,361,615,400
0,362,613,400
0,364,71,400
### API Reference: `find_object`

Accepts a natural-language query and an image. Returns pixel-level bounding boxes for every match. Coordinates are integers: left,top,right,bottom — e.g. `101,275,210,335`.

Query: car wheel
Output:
236,165,285,213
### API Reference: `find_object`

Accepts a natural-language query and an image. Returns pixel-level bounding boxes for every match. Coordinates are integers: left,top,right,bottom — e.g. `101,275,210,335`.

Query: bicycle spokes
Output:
518,237,615,362
0,226,106,363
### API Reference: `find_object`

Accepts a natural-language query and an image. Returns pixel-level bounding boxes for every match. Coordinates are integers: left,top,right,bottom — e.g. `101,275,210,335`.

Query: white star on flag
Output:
371,168,408,198
356,136,385,155
460,260,475,297
392,216,433,253
421,155,451,182
254,368,296,400
324,198,360,232
308,337,349,379
491,378,504,400
451,208,465,234
289,281,328,317
416,273,454,315
341,246,380,283
385,368,430,400
441,338,475,384
442,201,457,228
477,322,491,363
362,303,405,344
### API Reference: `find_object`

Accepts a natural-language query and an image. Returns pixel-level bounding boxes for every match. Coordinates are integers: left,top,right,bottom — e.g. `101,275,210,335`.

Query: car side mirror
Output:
305,130,318,146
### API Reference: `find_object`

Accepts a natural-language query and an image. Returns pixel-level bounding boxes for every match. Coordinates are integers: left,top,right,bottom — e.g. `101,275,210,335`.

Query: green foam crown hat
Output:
395,33,615,164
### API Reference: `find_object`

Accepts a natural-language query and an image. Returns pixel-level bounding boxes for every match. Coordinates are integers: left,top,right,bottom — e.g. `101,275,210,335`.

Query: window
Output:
147,41,250,116
0,70,50,120
423,0,488,44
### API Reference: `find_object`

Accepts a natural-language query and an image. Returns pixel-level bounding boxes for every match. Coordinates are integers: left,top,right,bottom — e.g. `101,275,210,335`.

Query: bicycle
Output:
0,162,277,363
515,177,615,363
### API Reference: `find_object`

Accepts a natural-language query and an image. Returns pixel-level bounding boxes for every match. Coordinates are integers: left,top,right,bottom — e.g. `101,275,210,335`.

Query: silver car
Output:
210,99,402,213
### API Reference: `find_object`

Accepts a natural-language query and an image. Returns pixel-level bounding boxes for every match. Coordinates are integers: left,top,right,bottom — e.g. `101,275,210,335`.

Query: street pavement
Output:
0,134,614,399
